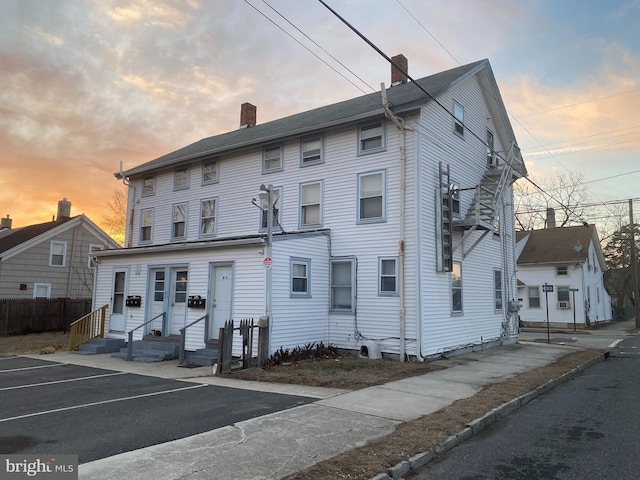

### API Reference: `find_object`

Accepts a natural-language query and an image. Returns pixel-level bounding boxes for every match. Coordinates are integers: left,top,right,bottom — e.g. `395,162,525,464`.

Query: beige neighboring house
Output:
0,199,120,299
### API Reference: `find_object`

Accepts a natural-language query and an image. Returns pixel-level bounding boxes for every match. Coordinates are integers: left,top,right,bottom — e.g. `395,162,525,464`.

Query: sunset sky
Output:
1,0,639,234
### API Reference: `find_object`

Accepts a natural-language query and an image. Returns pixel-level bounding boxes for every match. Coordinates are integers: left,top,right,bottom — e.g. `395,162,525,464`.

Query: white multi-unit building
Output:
93,57,527,360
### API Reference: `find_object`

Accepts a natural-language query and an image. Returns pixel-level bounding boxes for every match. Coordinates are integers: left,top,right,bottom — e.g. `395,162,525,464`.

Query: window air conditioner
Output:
558,301,569,309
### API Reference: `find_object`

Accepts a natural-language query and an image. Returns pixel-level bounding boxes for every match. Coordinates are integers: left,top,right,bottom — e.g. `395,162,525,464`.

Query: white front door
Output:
169,268,188,335
209,265,233,340
110,269,127,332
149,268,167,334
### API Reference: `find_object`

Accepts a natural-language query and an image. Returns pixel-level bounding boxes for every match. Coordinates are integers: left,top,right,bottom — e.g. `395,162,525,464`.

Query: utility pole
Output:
629,199,640,328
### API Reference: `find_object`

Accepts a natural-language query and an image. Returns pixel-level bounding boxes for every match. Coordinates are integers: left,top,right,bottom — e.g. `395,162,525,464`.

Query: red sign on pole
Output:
263,257,273,269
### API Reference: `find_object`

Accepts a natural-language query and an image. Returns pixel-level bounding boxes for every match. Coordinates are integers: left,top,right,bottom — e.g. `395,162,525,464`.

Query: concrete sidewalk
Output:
51,320,632,480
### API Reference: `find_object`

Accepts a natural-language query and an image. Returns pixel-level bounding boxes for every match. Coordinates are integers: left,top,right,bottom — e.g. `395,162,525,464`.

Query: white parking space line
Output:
0,384,207,423
0,363,66,373
0,372,128,391
609,339,624,348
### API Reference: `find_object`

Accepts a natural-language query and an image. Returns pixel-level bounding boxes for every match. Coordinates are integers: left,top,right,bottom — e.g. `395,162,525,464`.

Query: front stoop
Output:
185,341,219,367
73,338,126,355
111,340,180,363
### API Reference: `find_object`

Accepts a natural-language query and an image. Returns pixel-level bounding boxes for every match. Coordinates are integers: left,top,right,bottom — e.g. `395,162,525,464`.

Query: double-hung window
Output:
300,181,322,228
528,286,540,308
330,259,355,312
174,167,189,190
358,120,385,154
290,257,311,297
202,160,219,184
49,241,67,267
261,186,281,231
494,269,503,310
140,208,153,243
263,145,283,173
172,203,187,240
451,261,462,313
142,176,155,196
358,171,385,223
453,101,464,136
200,198,217,236
378,257,398,296
301,135,323,166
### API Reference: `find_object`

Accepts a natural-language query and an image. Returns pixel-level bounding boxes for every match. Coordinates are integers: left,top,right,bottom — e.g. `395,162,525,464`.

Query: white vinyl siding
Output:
299,181,322,228
263,145,283,173
49,241,66,267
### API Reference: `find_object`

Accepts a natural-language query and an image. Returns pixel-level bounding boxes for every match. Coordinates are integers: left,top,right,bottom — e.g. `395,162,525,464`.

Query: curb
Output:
369,352,607,480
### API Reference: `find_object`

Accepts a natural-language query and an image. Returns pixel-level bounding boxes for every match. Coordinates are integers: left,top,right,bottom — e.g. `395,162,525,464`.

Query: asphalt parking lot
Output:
0,355,312,463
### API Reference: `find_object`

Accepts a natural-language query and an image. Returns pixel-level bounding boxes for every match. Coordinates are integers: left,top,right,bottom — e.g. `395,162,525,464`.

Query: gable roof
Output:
0,215,120,261
516,225,599,265
119,59,502,179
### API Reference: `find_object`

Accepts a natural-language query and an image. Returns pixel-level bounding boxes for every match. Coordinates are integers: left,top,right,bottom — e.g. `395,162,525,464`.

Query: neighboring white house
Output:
516,224,612,328
0,199,120,299
94,57,527,359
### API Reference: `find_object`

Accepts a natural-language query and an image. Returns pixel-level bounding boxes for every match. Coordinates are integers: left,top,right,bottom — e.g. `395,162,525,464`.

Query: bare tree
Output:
102,188,127,245
514,171,591,231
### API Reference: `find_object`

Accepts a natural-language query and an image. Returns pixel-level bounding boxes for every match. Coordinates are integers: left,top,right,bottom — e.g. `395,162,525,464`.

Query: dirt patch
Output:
281,348,603,480
0,331,69,355
227,354,445,390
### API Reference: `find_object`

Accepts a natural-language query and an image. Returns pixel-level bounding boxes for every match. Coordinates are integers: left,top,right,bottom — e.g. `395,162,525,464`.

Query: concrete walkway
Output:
44,320,633,480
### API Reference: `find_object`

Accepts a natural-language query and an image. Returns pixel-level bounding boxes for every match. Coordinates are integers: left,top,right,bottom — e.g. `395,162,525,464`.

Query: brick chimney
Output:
57,198,71,221
0,215,11,230
391,54,408,85
240,102,257,129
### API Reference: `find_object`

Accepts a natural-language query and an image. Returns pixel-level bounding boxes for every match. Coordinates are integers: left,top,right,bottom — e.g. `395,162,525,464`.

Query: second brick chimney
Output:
391,54,408,85
0,215,11,230
240,102,257,129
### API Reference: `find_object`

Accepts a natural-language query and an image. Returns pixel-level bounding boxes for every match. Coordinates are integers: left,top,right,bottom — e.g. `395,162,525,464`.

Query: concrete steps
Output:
185,342,219,366
73,338,126,355
111,340,180,363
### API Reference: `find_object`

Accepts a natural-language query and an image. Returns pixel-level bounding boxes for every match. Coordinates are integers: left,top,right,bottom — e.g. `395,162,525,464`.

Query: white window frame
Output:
299,181,323,228
494,269,503,310
199,198,217,237
263,145,283,173
378,257,398,296
140,208,153,244
202,159,219,185
358,119,386,155
49,241,67,267
453,100,464,137
88,244,104,269
451,261,463,314
260,186,282,232
290,257,311,297
357,170,386,223
33,283,51,299
142,176,155,196
330,258,355,313
171,203,188,241
174,166,189,190
300,134,324,167
528,286,541,308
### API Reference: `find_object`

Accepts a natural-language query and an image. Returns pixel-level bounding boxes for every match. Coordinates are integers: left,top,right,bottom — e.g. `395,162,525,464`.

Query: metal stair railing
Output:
179,314,208,364
68,304,108,351
126,312,165,361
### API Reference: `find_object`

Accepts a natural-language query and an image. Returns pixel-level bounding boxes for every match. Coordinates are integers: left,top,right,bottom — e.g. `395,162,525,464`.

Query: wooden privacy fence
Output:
216,318,269,375
0,298,92,337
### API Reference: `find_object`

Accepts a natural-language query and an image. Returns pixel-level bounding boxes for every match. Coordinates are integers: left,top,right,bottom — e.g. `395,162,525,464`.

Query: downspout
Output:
119,161,135,248
381,83,407,362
